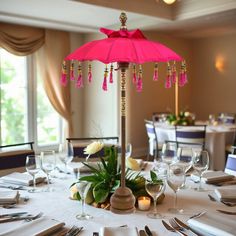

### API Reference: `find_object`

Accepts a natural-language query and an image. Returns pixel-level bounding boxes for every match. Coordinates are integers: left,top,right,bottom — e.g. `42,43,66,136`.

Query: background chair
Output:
224,154,236,175
218,113,236,124
66,137,119,159
175,125,206,149
0,142,34,176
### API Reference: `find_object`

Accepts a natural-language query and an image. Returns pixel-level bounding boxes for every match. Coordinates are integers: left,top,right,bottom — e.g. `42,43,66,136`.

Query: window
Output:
0,48,62,151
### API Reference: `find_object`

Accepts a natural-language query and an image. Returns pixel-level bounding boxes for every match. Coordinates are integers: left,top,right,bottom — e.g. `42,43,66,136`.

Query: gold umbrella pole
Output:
175,75,179,116
110,62,135,214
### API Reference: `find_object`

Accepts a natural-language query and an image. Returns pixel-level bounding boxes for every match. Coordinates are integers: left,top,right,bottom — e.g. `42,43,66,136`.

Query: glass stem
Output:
183,174,186,187
33,175,36,190
199,173,202,190
153,198,157,214
81,198,85,216
46,174,50,185
174,191,177,209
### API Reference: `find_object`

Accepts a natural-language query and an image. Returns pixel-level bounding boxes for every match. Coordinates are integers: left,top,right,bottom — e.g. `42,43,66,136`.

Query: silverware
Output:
93,232,99,236
0,203,17,209
144,225,153,236
139,230,147,236
0,212,28,218
208,194,236,207
216,209,236,215
162,220,188,236
65,226,83,236
0,212,43,223
173,218,200,236
189,211,206,219
0,184,27,190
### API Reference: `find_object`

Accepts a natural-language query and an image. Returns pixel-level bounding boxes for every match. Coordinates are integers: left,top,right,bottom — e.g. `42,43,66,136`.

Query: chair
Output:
218,113,236,124
224,154,236,176
152,112,170,123
144,120,159,160
175,125,206,149
0,142,34,174
66,137,119,159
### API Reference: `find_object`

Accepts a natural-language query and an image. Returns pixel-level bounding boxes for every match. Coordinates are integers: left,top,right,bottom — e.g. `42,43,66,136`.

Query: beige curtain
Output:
36,29,73,137
0,23,73,137
0,23,45,55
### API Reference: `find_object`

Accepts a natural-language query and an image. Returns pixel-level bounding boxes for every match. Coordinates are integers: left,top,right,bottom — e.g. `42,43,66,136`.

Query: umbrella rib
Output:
105,37,119,64
130,40,140,64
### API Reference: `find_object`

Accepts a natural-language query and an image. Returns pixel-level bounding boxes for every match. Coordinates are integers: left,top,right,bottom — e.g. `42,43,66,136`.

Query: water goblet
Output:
58,142,74,174
76,181,92,220
192,150,209,191
145,173,166,219
176,146,193,189
167,163,185,214
25,155,41,193
161,142,177,167
40,150,56,191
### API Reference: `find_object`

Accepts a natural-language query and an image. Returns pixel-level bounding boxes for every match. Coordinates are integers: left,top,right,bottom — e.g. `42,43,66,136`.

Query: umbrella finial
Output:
120,12,127,30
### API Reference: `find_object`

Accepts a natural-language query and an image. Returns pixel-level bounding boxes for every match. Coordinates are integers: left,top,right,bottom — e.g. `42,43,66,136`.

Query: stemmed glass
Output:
145,173,166,219
25,155,41,193
176,146,193,189
76,181,92,220
192,150,209,191
161,142,177,167
58,142,74,174
167,163,185,213
40,150,56,191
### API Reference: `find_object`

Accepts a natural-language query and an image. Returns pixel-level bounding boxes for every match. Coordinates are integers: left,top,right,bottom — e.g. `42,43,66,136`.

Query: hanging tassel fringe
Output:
70,61,75,81
171,61,177,84
60,61,67,86
179,61,187,87
88,63,92,83
165,62,172,89
137,65,143,92
109,64,113,83
132,64,137,84
102,65,108,91
76,63,83,88
153,63,158,81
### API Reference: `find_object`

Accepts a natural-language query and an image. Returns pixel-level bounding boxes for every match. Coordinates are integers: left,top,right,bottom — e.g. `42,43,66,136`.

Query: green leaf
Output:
111,180,120,192
93,182,110,203
150,170,158,182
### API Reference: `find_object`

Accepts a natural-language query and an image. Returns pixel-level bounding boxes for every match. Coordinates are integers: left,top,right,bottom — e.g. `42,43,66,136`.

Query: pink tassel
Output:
88,64,92,83
70,61,75,81
179,61,187,87
165,62,172,88
60,61,67,86
153,63,158,81
136,65,143,92
171,61,177,84
76,74,83,88
132,64,137,84
109,64,113,83
102,65,108,91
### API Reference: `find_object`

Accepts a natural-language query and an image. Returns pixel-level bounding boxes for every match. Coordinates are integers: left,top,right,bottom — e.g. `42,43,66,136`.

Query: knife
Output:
139,230,147,236
0,212,28,218
144,225,153,236
174,217,201,236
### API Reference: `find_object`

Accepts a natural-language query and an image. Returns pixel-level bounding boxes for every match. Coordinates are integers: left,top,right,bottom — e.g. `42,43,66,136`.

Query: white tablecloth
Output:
0,165,235,235
155,123,236,171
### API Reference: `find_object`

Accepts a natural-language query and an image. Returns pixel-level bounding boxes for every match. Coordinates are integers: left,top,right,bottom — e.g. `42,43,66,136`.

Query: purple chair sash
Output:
226,155,236,171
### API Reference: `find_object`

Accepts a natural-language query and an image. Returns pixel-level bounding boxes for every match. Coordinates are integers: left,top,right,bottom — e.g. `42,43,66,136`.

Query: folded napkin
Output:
0,190,19,204
0,172,46,186
191,171,234,184
100,227,138,236
188,212,236,236
215,188,236,202
0,216,65,236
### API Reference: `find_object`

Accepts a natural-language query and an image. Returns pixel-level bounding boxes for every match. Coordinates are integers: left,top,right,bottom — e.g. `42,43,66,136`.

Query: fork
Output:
169,218,184,231
65,226,83,236
25,212,43,222
162,220,188,236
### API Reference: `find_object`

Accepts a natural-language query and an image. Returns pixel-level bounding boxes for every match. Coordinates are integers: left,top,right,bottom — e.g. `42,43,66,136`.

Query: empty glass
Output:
40,150,56,191
145,173,166,219
167,163,185,213
58,142,74,174
161,142,177,167
192,150,209,191
76,181,92,220
25,155,41,193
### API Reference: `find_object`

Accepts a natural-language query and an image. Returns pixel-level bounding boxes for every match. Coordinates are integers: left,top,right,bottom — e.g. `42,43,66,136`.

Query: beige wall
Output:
190,33,236,120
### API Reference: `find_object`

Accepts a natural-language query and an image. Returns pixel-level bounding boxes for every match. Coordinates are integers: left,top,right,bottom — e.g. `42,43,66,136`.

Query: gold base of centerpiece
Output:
110,186,136,214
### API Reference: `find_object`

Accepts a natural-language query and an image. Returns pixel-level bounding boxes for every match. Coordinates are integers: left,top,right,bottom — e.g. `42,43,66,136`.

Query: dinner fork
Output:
162,220,188,236
25,212,43,222
65,226,83,236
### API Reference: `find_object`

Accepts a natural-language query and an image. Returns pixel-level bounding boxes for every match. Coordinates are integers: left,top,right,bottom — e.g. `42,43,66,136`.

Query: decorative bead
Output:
165,62,172,88
102,65,108,91
171,61,177,84
109,64,114,83
153,63,158,81
70,61,75,81
179,60,187,87
132,64,137,84
76,63,83,88
137,65,143,92
88,63,92,83
60,61,67,86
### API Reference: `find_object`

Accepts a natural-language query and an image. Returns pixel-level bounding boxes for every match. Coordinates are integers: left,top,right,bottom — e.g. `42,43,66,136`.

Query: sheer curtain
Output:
0,23,73,137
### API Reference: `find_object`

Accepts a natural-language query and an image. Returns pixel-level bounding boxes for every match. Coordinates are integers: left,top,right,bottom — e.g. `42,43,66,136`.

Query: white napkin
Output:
191,171,234,184
0,216,65,236
0,190,19,204
0,172,46,186
100,227,138,236
188,213,236,236
215,188,236,202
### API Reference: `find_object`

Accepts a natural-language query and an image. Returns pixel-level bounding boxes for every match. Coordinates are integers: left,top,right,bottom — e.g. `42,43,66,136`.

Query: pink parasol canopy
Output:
65,28,182,64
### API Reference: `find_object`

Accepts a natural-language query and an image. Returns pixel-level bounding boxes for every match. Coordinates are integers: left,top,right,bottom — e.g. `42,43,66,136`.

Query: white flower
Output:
84,141,104,161
126,157,140,171
184,111,190,117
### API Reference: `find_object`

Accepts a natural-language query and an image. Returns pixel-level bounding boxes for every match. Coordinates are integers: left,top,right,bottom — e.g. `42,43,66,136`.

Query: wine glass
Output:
192,150,209,191
76,181,92,220
25,155,41,193
145,173,166,219
58,142,74,174
176,146,193,189
167,163,185,213
40,150,56,191
161,142,177,167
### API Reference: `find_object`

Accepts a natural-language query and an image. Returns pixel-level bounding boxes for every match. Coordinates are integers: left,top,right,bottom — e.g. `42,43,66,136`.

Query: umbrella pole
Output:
110,62,135,214
175,76,179,116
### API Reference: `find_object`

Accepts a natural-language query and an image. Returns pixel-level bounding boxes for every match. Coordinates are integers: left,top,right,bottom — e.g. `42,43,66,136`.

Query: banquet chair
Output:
144,120,160,160
66,137,119,160
175,125,206,149
224,154,236,176
218,113,236,124
0,142,34,176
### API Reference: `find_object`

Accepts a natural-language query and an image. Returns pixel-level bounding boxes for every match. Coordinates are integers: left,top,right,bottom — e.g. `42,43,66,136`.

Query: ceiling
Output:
1,0,236,38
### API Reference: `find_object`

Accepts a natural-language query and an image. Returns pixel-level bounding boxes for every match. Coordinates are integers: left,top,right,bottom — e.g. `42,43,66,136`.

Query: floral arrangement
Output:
167,111,195,126
70,143,164,210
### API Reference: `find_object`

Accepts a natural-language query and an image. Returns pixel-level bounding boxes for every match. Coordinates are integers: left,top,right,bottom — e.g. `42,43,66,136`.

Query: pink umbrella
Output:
62,12,187,214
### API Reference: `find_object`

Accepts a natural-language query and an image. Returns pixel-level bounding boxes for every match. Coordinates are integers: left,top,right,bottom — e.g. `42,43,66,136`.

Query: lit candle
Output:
138,196,151,211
